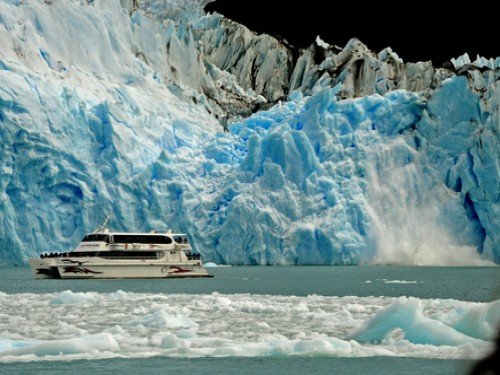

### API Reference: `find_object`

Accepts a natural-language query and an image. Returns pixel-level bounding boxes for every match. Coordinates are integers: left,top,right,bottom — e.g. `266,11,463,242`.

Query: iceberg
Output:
0,333,119,357
0,0,498,264
350,297,492,346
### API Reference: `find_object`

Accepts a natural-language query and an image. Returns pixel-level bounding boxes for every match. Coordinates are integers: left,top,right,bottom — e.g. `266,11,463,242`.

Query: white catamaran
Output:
29,218,213,279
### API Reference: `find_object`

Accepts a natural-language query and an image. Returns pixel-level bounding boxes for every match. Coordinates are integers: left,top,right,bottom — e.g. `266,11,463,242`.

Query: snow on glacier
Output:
0,0,498,264
452,53,500,70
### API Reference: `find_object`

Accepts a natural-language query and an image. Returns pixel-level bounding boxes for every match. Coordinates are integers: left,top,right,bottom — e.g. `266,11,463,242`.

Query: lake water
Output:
0,266,499,374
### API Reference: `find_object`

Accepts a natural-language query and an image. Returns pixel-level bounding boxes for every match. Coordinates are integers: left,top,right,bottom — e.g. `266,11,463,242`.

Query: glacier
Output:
0,0,498,264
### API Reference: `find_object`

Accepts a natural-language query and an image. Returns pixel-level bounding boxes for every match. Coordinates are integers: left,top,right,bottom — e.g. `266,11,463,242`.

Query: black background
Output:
205,0,498,65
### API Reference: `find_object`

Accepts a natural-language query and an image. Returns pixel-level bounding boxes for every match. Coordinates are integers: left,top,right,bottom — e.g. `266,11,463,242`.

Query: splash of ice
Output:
365,138,492,266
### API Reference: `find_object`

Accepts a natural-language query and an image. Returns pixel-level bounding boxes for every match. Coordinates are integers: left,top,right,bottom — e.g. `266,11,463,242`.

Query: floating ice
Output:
443,300,500,341
0,291,497,362
128,307,198,330
203,262,218,268
0,333,118,357
51,290,98,305
350,297,487,346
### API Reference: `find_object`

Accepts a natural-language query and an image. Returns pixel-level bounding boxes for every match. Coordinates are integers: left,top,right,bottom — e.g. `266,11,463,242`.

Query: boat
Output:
29,217,213,279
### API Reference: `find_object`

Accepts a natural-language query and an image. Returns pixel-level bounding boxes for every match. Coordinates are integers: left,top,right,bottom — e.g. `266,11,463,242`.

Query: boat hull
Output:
29,258,213,279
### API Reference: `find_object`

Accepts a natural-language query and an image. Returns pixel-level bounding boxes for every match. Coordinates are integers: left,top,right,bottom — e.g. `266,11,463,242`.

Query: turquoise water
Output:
0,356,475,375
0,266,498,374
2,266,498,301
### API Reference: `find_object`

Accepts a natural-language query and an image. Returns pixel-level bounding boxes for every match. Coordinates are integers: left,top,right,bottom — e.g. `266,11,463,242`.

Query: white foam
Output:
0,291,497,362
383,280,418,284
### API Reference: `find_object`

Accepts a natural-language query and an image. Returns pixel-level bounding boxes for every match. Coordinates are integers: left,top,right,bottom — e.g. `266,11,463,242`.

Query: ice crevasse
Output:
0,0,498,264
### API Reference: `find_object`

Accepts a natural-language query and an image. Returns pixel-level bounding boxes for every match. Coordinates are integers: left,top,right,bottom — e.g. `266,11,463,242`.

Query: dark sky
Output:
205,0,499,65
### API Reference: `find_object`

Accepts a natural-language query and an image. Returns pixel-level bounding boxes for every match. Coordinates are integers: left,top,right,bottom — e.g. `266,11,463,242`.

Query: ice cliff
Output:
0,0,498,264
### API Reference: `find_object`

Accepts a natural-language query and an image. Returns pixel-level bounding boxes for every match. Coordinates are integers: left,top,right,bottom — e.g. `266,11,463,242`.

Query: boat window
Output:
100,251,159,259
186,252,201,260
174,236,189,244
82,234,110,243
113,235,172,244
68,251,100,257
67,251,159,259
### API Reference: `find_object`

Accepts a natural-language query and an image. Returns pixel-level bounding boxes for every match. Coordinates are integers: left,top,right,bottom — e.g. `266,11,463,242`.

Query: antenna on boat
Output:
94,214,110,234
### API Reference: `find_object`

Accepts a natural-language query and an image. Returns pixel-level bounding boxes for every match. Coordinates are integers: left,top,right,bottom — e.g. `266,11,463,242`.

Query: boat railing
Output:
185,252,201,260
41,252,71,258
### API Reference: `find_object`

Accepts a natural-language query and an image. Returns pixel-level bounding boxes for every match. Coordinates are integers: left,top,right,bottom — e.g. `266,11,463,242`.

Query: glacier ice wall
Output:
0,0,219,262
0,0,498,264
129,78,498,265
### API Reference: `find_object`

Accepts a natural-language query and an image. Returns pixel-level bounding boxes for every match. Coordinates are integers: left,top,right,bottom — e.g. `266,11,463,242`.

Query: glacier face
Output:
0,0,219,262
130,78,498,265
0,0,498,264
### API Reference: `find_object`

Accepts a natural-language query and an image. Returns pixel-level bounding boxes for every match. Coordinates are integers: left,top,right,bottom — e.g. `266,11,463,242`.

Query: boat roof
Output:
87,232,188,236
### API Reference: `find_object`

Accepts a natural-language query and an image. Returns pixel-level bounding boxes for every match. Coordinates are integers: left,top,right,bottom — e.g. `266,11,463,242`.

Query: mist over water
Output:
365,139,492,266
